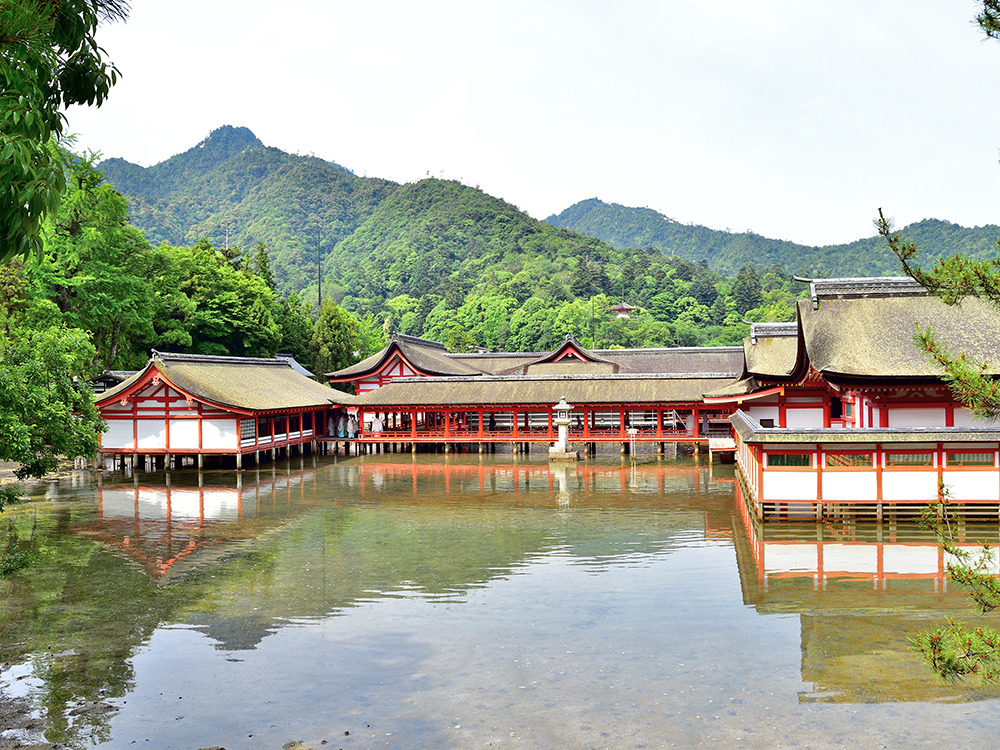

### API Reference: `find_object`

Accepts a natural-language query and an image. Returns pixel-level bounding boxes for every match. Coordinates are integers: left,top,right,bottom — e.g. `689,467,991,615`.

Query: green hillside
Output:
546,198,1000,278
323,177,614,311
101,126,397,294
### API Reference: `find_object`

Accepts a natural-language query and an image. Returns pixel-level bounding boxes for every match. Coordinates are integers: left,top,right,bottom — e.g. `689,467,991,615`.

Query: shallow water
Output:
2,454,1000,749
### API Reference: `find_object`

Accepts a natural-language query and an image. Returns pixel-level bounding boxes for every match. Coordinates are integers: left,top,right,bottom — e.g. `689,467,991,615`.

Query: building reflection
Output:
732,481,1000,702
69,456,998,703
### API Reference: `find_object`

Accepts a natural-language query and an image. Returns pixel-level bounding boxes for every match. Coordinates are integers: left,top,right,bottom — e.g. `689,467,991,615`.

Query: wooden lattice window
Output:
767,453,812,467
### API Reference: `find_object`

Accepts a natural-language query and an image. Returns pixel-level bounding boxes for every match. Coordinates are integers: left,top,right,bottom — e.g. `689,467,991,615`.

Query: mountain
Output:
101,126,397,293
546,199,1000,278
101,128,1000,302
322,177,614,309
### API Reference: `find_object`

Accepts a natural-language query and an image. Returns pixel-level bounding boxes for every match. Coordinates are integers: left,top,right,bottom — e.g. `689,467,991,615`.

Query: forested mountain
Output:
101,126,397,293
79,125,1000,370
546,198,1000,278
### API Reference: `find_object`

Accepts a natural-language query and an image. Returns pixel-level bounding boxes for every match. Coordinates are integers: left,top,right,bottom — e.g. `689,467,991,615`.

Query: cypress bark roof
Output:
743,335,801,380
354,373,737,408
798,294,1000,382
97,352,355,412
327,335,484,380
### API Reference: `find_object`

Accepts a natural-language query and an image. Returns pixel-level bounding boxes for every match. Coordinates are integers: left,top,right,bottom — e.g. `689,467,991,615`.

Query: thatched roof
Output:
327,334,483,380
98,352,355,412
731,410,1000,444
355,373,739,408
798,292,1000,383
743,335,801,380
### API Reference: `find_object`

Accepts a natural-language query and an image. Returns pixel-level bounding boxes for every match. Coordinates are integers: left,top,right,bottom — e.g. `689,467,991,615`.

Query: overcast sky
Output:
67,0,1000,247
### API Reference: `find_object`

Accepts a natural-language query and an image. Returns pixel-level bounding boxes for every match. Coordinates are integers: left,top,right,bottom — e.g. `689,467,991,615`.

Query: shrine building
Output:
95,351,354,470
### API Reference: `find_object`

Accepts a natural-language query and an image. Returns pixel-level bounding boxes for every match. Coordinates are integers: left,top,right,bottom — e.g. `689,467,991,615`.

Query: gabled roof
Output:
797,283,1000,384
276,353,316,378
743,322,804,381
98,351,354,412
326,333,484,381
502,334,620,375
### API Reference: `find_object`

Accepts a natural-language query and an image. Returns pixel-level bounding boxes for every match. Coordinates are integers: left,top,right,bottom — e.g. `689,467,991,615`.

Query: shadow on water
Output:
1,454,999,748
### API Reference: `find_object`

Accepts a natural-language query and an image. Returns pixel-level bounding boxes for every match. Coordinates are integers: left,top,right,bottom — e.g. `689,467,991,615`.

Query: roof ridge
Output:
152,350,291,366
392,333,448,351
793,275,927,310
384,372,739,383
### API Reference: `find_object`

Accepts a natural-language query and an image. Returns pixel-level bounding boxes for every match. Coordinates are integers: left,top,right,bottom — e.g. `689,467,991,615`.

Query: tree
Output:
0,324,104,510
446,325,477,353
28,150,155,370
310,298,359,378
730,266,763,314
1,0,129,262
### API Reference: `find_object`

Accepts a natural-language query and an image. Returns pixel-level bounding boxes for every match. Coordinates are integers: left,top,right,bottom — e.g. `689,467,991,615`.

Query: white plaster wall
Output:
764,544,818,573
747,405,779,424
203,419,238,449
168,419,199,450
103,421,134,450
136,420,166,450
954,408,995,427
822,472,877,501
763,471,817,501
786,408,824,428
883,545,939,575
881,472,939,502
823,543,878,573
942,471,1000,501
358,379,380,393
887,407,946,428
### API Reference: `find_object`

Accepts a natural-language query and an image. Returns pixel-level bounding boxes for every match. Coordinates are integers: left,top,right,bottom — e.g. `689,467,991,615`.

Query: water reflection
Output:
1,456,999,749
733,482,1000,704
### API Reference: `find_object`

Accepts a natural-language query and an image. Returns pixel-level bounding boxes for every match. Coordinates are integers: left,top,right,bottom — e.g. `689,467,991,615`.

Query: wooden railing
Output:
356,427,703,442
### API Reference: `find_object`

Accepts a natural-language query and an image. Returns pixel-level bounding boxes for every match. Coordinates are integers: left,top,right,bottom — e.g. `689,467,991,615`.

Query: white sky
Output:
67,0,1000,247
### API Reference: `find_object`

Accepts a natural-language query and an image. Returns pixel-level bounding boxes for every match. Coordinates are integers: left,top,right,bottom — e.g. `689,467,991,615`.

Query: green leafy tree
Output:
0,324,104,510
251,242,276,291
273,291,315,367
446,325,477,353
28,150,155,370
310,298,359,377
356,312,388,358
1,0,128,262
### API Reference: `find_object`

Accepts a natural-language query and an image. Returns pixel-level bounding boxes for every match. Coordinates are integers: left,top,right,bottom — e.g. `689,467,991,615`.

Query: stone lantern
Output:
549,395,580,461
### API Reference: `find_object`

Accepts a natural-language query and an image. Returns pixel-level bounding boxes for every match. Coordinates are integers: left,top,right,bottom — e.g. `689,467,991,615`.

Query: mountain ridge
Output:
100,127,1000,300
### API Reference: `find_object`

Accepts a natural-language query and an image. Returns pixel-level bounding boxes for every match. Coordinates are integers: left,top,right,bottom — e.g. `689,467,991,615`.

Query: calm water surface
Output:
2,454,1000,749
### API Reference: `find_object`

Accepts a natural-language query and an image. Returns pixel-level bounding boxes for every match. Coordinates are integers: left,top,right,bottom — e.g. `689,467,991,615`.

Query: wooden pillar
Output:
236,452,243,470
